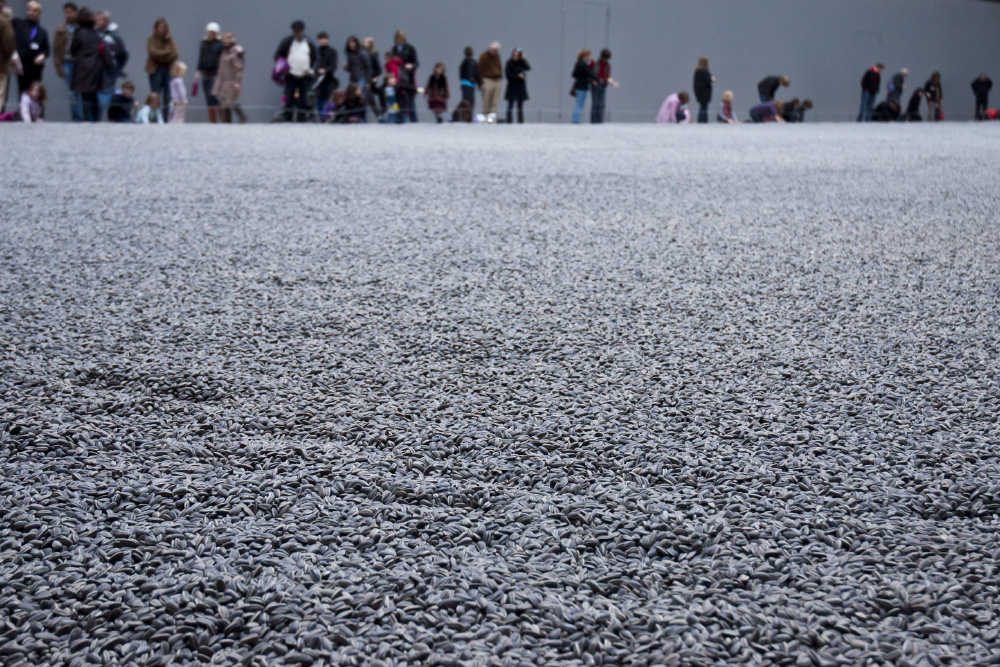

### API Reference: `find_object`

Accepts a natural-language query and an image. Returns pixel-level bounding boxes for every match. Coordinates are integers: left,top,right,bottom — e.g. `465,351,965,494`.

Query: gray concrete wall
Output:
23,0,1000,122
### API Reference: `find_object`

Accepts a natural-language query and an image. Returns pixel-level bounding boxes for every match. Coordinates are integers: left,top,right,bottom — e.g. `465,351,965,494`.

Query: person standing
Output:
924,71,942,121
757,75,788,103
52,2,80,121
69,7,109,122
313,32,337,118
275,20,316,122
13,1,50,95
478,42,502,122
213,31,245,123
197,22,222,123
972,74,992,120
391,30,418,122
571,49,595,124
459,46,478,111
857,63,883,122
361,37,381,117
146,18,177,121
591,48,617,124
504,48,529,124
693,57,712,124
94,10,126,121
886,68,907,106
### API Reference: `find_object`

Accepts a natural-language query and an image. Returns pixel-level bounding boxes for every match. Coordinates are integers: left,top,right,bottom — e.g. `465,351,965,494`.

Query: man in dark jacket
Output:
391,29,418,122
13,0,51,95
886,68,907,106
757,75,788,102
857,63,883,122
275,20,317,122
53,2,80,121
95,10,126,121
314,32,337,117
972,74,992,120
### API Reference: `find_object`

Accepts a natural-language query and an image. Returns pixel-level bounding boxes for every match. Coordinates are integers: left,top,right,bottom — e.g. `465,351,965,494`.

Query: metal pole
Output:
559,0,566,121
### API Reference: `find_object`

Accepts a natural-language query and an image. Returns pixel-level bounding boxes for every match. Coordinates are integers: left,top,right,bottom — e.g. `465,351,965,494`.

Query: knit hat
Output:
206,22,221,34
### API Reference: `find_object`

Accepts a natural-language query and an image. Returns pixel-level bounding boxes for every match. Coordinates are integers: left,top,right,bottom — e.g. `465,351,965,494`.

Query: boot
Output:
518,110,524,124
506,110,513,124
208,107,217,124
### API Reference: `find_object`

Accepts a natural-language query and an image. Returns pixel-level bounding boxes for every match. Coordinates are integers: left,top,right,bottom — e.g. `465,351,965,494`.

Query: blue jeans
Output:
759,93,770,103
63,62,83,122
590,84,607,123
149,66,172,121
857,91,875,122
572,88,587,123
698,103,709,123
98,85,114,121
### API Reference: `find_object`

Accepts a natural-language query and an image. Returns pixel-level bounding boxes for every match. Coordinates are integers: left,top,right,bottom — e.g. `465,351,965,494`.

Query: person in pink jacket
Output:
656,92,690,123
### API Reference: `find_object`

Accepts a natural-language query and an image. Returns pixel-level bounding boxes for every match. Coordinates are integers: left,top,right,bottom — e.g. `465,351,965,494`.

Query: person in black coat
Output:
459,46,479,109
972,74,992,120
858,63,884,122
70,8,110,121
871,99,900,122
504,48,530,124
693,57,712,123
13,1,51,95
314,32,338,116
757,75,788,102
391,29,418,122
903,89,924,122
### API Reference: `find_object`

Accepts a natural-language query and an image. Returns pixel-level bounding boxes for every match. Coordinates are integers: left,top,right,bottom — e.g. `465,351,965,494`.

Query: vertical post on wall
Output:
559,0,566,121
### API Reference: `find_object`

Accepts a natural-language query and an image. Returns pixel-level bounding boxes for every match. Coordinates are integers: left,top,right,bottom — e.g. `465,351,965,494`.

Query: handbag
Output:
570,87,576,97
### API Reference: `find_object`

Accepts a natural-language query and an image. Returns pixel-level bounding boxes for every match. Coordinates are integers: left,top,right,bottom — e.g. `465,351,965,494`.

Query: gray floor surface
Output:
2,124,1000,666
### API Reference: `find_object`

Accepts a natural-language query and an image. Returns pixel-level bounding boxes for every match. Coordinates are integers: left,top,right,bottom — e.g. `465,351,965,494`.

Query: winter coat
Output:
871,101,899,122
391,42,418,89
426,72,449,112
368,51,382,81
572,59,595,91
656,94,689,123
861,67,880,94
317,45,338,82
70,24,111,94
0,14,15,72
757,76,781,101
53,22,75,71
905,92,923,119
971,77,992,100
274,36,317,69
504,58,530,102
693,68,712,104
478,51,502,79
145,31,177,74
98,25,127,83
198,39,223,75
459,56,479,86
345,49,371,84
924,79,942,103
13,18,51,79
212,44,245,105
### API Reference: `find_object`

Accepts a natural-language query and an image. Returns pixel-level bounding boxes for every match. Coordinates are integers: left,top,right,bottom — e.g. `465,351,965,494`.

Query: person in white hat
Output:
197,21,222,122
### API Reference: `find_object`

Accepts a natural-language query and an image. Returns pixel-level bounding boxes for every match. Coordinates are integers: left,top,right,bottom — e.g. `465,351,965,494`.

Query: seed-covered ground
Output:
1,124,999,667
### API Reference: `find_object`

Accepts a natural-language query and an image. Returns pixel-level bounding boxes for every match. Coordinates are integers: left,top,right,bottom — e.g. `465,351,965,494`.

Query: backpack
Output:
272,58,289,86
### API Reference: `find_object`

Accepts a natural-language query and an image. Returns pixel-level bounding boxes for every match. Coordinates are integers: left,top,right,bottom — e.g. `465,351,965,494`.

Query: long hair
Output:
576,49,591,62
345,35,359,53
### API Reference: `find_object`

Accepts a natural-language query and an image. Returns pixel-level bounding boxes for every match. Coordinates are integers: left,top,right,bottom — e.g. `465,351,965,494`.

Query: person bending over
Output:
757,75,788,102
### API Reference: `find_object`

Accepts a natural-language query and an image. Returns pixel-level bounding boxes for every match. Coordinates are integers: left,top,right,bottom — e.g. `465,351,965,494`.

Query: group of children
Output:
657,89,812,124
314,59,450,124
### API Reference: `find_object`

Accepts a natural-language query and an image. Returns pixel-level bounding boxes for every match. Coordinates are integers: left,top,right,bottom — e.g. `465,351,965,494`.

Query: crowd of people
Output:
1,2,997,125
857,63,994,122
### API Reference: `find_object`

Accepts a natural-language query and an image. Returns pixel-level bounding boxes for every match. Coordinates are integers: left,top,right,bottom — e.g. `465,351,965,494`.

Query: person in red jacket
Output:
858,63,883,122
